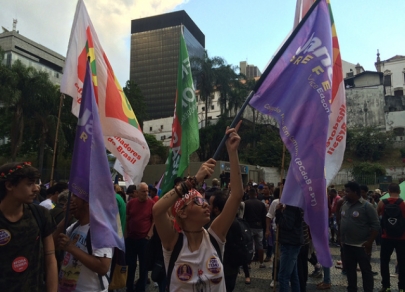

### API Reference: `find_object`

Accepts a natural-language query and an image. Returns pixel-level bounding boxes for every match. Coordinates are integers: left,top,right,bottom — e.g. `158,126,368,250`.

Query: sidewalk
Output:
135,244,399,291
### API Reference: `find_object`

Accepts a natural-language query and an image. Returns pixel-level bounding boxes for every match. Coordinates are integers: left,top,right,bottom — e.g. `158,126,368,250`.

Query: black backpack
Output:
381,198,405,238
224,217,254,266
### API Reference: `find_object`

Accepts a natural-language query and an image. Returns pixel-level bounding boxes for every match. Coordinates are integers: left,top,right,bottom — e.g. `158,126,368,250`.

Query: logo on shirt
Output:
12,257,28,273
0,229,11,246
206,256,221,274
177,264,192,282
352,211,359,218
210,277,223,284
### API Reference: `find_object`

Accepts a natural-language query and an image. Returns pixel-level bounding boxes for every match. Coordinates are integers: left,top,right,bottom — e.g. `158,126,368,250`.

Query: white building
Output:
375,52,405,143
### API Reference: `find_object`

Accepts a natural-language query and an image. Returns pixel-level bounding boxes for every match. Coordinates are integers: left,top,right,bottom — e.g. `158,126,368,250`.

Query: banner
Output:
61,0,150,185
69,62,124,252
249,0,334,267
160,31,199,195
294,0,346,186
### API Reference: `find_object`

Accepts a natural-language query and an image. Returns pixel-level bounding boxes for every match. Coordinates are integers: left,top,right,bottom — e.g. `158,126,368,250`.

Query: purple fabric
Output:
69,62,125,251
249,0,332,267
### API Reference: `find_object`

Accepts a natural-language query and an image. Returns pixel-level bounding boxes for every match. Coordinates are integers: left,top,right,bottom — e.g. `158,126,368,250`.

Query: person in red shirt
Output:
125,182,154,292
329,188,341,244
377,183,405,292
150,187,159,203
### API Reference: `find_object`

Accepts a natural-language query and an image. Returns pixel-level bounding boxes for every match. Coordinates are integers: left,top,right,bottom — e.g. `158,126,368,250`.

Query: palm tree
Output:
216,64,238,116
190,51,224,127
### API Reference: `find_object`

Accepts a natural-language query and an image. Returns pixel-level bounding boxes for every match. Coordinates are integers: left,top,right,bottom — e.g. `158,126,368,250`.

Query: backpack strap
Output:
28,204,44,238
383,199,389,205
166,233,184,292
394,198,403,206
85,229,107,290
208,232,223,264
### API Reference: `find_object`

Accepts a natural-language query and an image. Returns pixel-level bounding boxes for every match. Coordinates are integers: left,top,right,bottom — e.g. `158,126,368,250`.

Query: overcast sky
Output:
1,0,404,86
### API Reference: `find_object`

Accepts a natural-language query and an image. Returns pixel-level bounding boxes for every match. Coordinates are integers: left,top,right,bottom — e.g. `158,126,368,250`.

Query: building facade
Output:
0,29,65,85
130,11,205,120
240,61,261,79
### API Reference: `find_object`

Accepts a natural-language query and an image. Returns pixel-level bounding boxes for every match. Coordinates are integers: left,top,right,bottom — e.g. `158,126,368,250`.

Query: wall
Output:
379,57,405,91
345,85,385,129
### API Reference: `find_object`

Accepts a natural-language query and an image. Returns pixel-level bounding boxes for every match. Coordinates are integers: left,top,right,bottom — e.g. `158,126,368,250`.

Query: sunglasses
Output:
183,197,207,208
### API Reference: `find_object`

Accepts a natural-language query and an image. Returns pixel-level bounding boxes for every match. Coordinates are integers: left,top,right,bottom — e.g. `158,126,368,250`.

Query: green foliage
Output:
352,162,386,177
144,133,167,161
123,80,148,129
0,56,74,176
400,149,405,158
346,127,392,161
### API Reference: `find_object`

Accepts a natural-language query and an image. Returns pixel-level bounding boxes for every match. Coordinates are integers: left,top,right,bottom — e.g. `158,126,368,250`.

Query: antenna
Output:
13,19,17,31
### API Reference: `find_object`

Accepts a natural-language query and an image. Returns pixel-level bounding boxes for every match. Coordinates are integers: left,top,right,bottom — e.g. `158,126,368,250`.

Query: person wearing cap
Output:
153,122,243,291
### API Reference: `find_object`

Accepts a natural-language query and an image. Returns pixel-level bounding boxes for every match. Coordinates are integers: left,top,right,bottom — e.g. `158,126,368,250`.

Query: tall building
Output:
239,61,261,79
130,11,205,120
0,26,65,85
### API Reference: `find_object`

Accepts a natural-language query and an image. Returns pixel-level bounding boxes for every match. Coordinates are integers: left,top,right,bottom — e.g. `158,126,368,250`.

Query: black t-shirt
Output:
243,198,267,229
0,204,56,292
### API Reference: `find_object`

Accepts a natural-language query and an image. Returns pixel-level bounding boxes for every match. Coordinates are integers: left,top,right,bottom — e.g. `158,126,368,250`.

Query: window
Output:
211,105,215,110
149,127,152,131
384,73,392,86
160,125,164,130
202,107,205,111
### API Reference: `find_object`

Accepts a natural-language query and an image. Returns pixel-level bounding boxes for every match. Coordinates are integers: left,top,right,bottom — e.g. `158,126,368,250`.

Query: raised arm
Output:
211,121,243,241
153,159,216,251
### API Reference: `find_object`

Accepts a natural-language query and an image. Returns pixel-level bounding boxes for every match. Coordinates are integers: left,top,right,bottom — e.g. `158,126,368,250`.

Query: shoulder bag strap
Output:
28,204,44,238
85,228,106,290
166,233,183,292
208,233,223,264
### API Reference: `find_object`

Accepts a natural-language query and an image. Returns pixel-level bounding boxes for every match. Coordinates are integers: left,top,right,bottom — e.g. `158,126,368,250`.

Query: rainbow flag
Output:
61,0,150,184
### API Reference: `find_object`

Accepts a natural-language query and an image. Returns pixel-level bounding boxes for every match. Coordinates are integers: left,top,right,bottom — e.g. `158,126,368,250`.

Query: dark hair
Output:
150,187,157,195
388,183,400,194
46,182,68,197
359,185,369,193
329,188,337,195
126,185,136,194
273,187,280,199
212,190,228,212
0,162,40,201
117,190,126,203
173,177,183,187
248,188,257,197
344,181,361,196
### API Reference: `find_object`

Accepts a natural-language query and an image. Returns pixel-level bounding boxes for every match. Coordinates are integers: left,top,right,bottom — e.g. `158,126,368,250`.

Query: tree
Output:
144,133,167,163
347,127,392,161
190,51,225,126
123,80,148,129
215,64,238,116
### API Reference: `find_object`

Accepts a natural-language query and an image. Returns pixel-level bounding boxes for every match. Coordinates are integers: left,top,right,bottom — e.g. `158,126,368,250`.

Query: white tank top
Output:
163,228,225,292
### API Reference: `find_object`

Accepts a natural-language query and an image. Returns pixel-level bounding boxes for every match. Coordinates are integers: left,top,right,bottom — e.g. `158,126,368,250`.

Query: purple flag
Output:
69,62,124,251
249,0,332,267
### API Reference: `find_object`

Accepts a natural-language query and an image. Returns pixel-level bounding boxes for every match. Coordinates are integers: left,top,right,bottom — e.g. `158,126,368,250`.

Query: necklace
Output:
183,229,204,233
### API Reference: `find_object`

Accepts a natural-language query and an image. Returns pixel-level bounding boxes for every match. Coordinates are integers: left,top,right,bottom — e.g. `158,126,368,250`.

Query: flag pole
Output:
50,94,64,185
272,143,286,292
211,0,321,160
212,90,255,160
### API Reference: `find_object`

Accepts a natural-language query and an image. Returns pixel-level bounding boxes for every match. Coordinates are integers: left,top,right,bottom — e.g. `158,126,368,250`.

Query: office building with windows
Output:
130,10,205,120
0,28,65,85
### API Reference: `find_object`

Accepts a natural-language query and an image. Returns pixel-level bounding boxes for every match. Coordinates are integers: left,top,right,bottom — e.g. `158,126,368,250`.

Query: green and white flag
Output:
160,31,200,195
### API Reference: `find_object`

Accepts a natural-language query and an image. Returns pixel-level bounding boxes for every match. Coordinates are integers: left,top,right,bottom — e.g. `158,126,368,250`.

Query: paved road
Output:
129,244,399,291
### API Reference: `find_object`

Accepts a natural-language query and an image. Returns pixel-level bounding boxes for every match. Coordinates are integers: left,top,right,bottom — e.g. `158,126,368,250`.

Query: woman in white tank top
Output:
153,122,244,291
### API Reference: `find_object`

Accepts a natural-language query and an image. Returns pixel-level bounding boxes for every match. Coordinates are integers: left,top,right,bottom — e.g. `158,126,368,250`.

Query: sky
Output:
1,0,404,86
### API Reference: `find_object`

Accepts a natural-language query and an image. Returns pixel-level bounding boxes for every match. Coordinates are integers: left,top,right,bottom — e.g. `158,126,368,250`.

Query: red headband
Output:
172,189,202,217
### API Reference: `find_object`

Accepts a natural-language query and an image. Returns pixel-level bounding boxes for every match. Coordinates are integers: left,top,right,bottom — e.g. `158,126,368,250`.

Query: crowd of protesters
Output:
0,123,404,292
